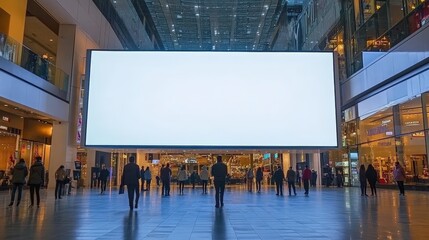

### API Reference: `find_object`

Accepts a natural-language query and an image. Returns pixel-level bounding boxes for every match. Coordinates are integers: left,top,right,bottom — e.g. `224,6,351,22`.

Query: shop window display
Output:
358,138,396,184
399,97,424,135
400,133,428,183
358,107,394,144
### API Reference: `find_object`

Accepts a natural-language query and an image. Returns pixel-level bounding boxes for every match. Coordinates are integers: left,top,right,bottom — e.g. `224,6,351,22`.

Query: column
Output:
282,153,290,171
313,152,322,186
422,94,429,169
85,149,96,187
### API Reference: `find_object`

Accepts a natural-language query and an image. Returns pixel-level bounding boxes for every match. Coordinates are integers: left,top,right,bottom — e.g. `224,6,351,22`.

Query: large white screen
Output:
84,51,338,148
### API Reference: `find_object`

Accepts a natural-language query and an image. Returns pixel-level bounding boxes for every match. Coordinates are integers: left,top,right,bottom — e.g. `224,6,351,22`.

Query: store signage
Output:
367,126,388,136
2,116,9,122
412,132,425,137
405,121,420,126
0,125,8,131
381,119,391,125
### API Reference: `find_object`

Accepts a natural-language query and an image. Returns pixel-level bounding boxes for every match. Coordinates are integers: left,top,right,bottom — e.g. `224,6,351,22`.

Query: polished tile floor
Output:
1,184,428,240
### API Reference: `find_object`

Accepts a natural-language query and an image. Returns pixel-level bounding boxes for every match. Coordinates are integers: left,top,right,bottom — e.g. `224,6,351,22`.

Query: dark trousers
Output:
162,180,170,196
55,180,63,199
360,181,367,195
288,181,296,195
10,183,23,203
369,182,377,195
101,180,107,193
126,184,139,208
202,180,208,193
256,180,262,192
141,179,145,191
214,180,225,206
303,179,310,194
29,184,41,205
179,181,185,194
146,180,151,190
275,181,283,195
397,181,405,195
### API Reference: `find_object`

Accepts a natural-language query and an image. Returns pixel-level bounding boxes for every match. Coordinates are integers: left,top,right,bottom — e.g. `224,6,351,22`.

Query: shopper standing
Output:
200,166,209,194
177,166,188,195
246,168,254,192
8,159,28,207
302,165,312,195
121,156,140,210
311,170,317,187
99,165,110,194
190,171,197,189
393,162,406,196
28,156,45,207
211,156,227,208
161,163,172,196
359,164,368,196
273,166,285,196
144,167,152,191
55,165,66,200
140,166,146,191
365,164,377,196
255,167,263,193
286,167,297,196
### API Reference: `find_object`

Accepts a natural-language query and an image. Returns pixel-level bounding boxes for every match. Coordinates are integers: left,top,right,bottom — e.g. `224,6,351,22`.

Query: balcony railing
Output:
0,32,69,95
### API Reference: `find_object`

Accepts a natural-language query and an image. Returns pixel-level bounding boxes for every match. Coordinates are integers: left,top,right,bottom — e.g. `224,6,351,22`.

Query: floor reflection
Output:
123,211,139,240
212,209,226,240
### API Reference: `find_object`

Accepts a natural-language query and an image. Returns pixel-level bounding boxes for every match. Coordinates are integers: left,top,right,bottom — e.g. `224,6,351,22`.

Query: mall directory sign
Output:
84,51,339,149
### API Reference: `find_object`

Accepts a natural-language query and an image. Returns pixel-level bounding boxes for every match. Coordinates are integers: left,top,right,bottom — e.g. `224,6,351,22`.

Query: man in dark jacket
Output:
28,156,45,207
99,165,110,194
273,166,285,196
160,163,172,196
211,156,227,208
286,167,296,196
9,159,28,207
121,156,140,210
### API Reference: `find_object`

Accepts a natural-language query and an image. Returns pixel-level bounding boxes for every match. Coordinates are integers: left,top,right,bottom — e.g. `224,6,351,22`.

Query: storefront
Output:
340,93,429,186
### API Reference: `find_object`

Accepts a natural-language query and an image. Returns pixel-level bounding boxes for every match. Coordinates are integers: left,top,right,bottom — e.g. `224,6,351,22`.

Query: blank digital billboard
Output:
84,51,338,148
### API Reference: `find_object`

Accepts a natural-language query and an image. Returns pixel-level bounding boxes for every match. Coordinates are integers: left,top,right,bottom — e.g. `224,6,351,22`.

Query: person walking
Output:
28,156,45,207
159,164,165,194
359,164,368,196
336,171,344,188
140,166,146,191
190,171,197,189
302,165,312,195
393,162,406,196
121,156,140,210
311,170,317,187
144,167,152,191
161,163,172,196
246,168,254,192
55,165,66,200
99,165,110,194
255,167,263,193
365,164,377,196
8,159,28,207
177,166,188,195
211,156,227,208
273,166,285,196
200,165,209,194
286,167,297,196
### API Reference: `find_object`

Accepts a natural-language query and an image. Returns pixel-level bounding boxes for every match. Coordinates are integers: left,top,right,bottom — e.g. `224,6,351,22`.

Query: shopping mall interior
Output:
0,0,429,239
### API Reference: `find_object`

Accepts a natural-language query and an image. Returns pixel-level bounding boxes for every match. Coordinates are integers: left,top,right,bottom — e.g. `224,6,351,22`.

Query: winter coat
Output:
55,168,66,181
256,169,263,181
144,169,152,181
200,166,209,181
286,169,296,182
247,169,254,179
359,169,366,182
273,168,285,182
393,166,406,181
12,162,28,184
99,169,110,181
302,169,312,180
178,170,188,181
121,162,140,185
28,161,45,185
365,168,377,184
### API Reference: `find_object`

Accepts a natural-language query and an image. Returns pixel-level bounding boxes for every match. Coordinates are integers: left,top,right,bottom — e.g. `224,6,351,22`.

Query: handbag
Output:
119,185,125,194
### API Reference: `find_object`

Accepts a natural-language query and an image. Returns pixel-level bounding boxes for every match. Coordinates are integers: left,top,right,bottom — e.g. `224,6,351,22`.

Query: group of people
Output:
8,157,45,207
359,161,406,196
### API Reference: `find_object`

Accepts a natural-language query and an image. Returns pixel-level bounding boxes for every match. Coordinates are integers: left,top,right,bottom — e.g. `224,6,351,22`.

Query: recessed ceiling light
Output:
49,39,53,42
4,104,8,107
